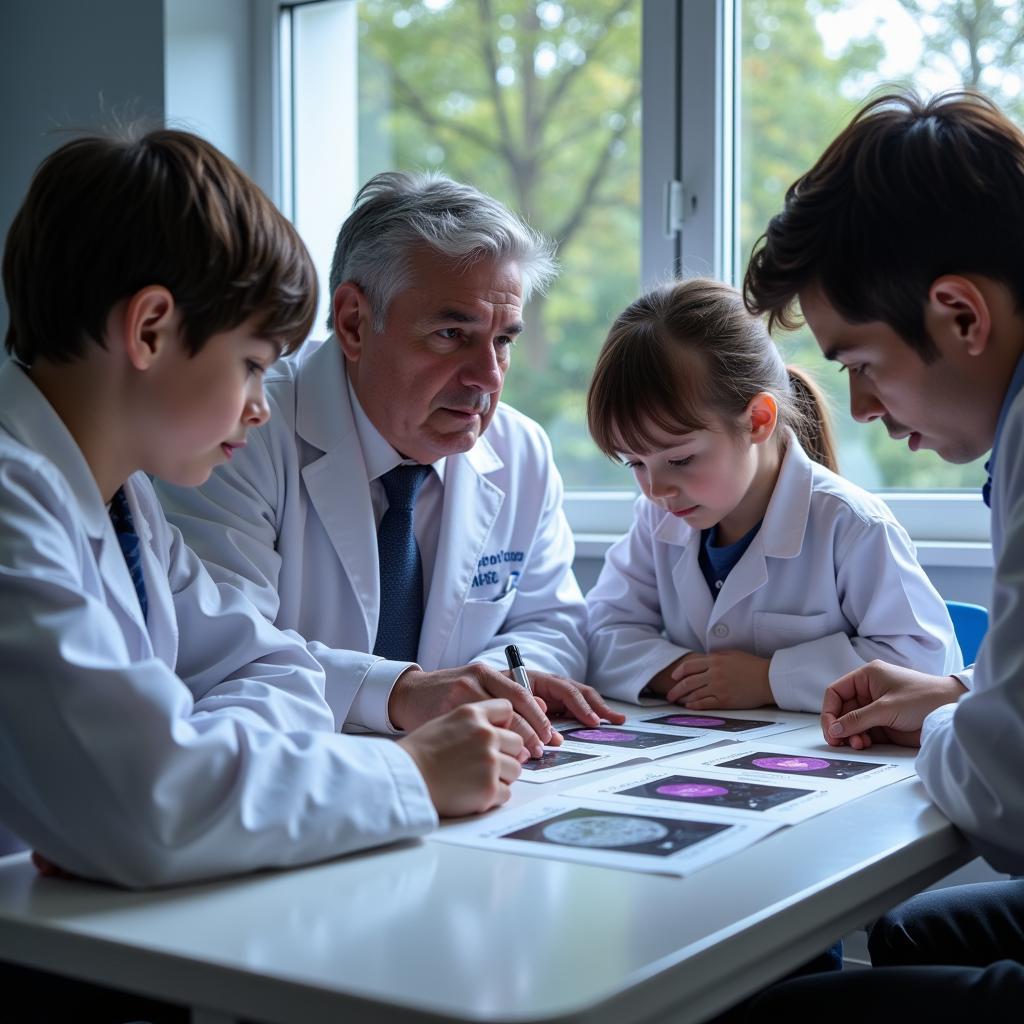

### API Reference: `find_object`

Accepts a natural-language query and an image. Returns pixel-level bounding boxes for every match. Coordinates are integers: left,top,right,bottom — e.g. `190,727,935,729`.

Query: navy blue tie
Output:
109,486,148,622
373,464,432,662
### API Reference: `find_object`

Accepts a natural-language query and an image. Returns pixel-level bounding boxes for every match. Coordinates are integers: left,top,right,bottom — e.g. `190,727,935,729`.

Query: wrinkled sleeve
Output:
916,435,1024,873
0,460,436,890
156,426,380,730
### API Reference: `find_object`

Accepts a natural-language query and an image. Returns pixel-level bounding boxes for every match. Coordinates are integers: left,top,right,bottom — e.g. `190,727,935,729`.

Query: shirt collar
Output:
346,372,446,485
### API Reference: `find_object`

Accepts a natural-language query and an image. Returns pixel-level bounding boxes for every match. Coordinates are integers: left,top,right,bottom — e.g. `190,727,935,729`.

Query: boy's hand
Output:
821,661,966,750
662,651,773,709
528,672,626,727
389,664,554,759
398,700,524,817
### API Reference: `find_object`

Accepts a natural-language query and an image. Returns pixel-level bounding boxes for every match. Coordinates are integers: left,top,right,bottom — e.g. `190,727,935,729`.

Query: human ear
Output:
925,276,991,357
746,392,779,445
121,286,177,371
333,282,373,363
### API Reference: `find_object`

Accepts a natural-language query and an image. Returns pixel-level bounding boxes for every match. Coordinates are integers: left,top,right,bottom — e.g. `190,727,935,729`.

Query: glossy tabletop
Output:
0,712,970,1024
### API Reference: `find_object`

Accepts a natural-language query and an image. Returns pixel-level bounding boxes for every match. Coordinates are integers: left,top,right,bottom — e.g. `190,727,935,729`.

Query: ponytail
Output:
786,365,839,473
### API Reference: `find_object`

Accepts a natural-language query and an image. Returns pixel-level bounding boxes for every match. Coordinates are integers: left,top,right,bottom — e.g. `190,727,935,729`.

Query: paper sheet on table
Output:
550,722,723,760
432,796,779,877
624,709,807,743
665,742,915,797
564,761,854,824
515,741,647,784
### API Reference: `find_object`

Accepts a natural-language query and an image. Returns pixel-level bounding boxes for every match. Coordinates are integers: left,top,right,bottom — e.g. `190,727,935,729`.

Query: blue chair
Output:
945,600,988,665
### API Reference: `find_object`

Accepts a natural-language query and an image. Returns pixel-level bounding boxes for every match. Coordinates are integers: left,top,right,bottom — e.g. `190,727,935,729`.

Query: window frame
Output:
267,0,992,552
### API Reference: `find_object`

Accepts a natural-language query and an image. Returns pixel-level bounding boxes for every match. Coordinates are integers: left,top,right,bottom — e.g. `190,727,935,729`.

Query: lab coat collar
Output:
0,361,153,644
0,360,109,539
293,339,377,646
294,336,352,453
759,437,813,560
650,434,812,560
652,436,813,630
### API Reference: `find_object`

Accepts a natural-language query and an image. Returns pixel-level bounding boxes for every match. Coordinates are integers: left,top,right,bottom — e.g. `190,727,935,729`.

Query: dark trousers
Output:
743,880,1024,1022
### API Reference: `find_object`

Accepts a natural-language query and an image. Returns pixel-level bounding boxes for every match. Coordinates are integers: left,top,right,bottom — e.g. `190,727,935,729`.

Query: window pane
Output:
291,0,642,489
737,0,1013,490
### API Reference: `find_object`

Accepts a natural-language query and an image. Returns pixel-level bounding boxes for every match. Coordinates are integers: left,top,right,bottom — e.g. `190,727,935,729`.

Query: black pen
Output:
504,644,532,694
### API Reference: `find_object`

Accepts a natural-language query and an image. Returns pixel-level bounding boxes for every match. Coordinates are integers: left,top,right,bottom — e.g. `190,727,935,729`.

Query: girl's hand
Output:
664,651,773,709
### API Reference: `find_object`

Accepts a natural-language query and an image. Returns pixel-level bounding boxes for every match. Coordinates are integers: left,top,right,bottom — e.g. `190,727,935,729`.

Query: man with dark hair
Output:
742,90,1024,1018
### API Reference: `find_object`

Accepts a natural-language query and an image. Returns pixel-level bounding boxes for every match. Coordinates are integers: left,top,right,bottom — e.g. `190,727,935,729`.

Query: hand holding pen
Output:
504,643,626,748
504,644,533,693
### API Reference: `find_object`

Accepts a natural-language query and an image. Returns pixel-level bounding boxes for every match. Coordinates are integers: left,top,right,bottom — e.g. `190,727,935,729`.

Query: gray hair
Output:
326,170,558,330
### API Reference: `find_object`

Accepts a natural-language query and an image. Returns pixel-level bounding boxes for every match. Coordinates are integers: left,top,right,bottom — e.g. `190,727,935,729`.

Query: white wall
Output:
164,0,277,199
0,0,167,346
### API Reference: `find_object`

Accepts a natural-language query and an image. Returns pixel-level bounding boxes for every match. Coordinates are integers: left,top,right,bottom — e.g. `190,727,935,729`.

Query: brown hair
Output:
4,127,317,364
587,278,838,472
744,90,1024,362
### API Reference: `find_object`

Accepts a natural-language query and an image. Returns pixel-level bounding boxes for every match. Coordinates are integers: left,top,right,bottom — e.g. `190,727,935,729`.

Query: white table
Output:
0,715,969,1024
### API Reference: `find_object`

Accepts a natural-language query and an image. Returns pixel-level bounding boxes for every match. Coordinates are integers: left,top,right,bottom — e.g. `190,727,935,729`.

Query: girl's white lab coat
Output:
917,384,1024,873
587,439,961,710
0,362,435,889
157,337,588,732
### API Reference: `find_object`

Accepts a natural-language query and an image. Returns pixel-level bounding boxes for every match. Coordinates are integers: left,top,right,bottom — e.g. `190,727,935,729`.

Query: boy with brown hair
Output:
0,127,523,895
742,90,1024,1019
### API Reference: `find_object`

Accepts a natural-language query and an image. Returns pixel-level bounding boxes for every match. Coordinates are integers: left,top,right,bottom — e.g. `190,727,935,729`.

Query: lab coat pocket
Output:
753,611,831,658
458,589,517,650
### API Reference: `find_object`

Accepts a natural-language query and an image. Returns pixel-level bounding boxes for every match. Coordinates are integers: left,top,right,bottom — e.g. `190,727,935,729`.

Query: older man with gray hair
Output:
158,172,621,755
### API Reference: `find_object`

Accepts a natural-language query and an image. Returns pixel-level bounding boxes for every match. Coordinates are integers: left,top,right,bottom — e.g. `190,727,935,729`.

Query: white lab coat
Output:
157,337,587,732
587,438,961,709
917,387,1024,872
0,362,436,889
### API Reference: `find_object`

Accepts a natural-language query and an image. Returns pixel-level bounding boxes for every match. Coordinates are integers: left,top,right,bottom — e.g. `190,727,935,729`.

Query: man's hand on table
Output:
821,660,966,750
388,663,623,759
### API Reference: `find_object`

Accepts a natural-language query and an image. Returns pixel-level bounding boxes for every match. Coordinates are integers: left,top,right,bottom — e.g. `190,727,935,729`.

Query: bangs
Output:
587,318,710,459
249,245,319,356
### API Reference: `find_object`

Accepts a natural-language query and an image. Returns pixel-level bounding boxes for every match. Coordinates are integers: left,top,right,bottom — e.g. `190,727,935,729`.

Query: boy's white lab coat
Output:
917,386,1024,873
158,337,587,732
0,362,435,889
587,439,961,709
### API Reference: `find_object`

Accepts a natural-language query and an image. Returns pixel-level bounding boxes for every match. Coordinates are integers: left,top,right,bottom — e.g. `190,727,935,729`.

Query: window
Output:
281,0,641,489
280,0,1010,526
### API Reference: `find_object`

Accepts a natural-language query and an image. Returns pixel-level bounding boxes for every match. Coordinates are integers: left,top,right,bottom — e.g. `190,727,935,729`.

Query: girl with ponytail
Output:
585,278,960,712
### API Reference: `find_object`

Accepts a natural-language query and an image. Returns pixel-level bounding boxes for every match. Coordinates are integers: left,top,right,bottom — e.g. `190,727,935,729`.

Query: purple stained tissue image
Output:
521,749,596,771
719,751,885,780
559,726,688,750
620,774,813,812
643,713,777,732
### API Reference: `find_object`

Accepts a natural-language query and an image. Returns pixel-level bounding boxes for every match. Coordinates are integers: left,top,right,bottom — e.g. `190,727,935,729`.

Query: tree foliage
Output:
353,0,998,488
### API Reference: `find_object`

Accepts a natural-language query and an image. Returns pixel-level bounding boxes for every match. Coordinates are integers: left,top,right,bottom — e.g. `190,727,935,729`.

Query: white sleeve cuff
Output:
371,737,440,833
953,665,975,691
920,700,957,747
346,660,418,735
